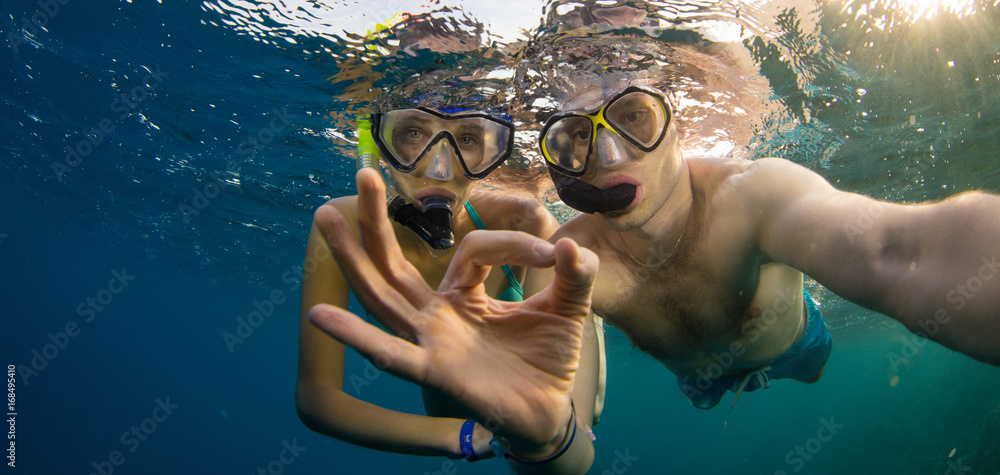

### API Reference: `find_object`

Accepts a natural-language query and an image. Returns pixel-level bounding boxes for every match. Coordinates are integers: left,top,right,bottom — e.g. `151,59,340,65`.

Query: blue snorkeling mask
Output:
371,107,514,179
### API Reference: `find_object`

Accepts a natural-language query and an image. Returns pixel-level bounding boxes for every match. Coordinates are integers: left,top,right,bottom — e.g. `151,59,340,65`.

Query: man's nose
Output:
596,128,629,169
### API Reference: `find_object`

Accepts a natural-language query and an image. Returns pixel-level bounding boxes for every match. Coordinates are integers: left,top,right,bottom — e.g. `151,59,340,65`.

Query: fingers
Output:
308,304,428,384
439,230,557,292
312,202,423,334
355,169,435,305
438,232,597,319
547,238,599,315
355,168,398,261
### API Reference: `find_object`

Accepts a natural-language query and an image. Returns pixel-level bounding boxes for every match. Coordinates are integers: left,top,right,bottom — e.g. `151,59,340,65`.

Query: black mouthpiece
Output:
389,196,455,250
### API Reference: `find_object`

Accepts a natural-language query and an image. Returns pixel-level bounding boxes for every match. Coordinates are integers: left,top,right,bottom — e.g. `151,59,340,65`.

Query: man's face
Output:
556,83,683,230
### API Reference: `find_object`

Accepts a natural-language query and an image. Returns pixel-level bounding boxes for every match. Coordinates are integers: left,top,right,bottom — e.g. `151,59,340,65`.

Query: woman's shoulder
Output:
467,191,558,239
309,195,360,233
320,195,359,213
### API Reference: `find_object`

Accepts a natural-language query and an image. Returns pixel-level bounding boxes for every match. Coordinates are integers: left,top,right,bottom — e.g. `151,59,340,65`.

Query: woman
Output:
295,103,573,461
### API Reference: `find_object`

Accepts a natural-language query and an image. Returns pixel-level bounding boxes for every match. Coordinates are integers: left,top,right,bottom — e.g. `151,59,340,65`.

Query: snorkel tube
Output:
357,117,455,252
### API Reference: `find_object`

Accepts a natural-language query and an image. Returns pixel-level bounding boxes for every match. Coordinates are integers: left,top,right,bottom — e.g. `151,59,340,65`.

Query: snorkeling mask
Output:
357,108,514,252
540,86,672,214
371,107,514,179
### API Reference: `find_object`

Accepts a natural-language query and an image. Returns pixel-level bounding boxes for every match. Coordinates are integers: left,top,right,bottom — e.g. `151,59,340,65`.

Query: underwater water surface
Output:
2,0,999,474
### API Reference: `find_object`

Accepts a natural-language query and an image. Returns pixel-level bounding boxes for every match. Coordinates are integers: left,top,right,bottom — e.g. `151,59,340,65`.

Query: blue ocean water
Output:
2,1,999,474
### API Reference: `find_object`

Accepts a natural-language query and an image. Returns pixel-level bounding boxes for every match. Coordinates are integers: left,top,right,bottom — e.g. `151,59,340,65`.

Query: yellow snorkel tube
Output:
356,116,455,253
356,115,381,171
354,9,458,254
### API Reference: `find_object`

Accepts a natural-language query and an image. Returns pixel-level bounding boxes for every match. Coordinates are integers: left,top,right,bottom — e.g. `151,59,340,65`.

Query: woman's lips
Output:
414,188,457,210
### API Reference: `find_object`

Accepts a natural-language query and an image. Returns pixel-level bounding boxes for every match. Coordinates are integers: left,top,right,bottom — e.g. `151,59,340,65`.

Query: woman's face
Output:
386,145,477,213
375,107,513,212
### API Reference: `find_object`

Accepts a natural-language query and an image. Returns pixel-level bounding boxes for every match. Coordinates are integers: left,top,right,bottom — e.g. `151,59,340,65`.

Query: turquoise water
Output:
2,1,999,474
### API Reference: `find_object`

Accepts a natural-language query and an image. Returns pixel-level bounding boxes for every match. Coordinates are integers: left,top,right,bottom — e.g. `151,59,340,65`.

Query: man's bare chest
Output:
591,257,751,359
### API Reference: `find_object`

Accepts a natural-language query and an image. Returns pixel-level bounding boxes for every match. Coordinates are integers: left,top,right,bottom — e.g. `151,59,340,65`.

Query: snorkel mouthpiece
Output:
388,196,455,250
549,169,636,214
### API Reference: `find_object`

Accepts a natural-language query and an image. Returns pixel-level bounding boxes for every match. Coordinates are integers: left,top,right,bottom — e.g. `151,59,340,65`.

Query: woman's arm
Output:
295,198,474,457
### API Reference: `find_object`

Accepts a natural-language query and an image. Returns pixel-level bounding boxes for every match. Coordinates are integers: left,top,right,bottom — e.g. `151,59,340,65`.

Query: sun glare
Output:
842,0,984,24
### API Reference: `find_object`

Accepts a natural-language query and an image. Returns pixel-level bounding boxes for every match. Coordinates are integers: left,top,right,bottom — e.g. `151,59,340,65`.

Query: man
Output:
512,21,1000,409
530,75,1000,410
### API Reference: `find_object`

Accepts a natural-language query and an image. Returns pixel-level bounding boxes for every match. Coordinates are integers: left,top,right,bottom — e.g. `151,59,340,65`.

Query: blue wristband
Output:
460,420,479,462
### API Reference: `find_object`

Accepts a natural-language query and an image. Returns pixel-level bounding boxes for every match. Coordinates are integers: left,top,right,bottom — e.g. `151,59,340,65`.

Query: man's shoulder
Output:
691,157,821,201
688,156,804,176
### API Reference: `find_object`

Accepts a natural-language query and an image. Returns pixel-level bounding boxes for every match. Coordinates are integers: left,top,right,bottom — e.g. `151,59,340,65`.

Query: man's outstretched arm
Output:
749,158,1000,365
309,168,597,473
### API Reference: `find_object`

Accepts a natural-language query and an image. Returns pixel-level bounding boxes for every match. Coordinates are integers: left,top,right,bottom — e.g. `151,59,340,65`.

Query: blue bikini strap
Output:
463,201,522,297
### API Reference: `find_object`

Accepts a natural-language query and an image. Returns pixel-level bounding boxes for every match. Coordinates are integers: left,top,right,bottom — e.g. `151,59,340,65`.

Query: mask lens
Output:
543,115,593,174
457,117,512,175
380,109,438,168
377,109,512,178
605,91,668,148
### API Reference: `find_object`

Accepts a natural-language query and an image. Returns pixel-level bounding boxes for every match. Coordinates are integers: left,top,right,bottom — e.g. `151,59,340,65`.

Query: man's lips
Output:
599,175,639,189
600,175,641,214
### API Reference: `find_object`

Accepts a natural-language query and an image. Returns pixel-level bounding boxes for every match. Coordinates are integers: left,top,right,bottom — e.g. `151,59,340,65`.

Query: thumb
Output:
547,238,598,315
